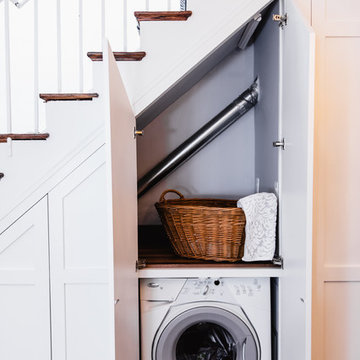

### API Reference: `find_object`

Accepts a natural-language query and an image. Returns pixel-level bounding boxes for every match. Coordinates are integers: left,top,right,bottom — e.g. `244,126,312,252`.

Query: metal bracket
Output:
136,259,147,271
272,256,283,268
273,13,288,28
273,138,285,150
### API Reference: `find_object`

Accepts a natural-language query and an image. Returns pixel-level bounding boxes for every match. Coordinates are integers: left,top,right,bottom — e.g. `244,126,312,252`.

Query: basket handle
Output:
159,189,185,202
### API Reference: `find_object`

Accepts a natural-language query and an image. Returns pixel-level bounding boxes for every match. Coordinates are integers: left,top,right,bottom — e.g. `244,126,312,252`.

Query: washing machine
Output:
140,277,271,360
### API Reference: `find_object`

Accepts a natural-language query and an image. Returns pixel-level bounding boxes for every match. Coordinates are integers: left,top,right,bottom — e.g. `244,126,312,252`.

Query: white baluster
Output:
167,0,171,11
180,0,186,11
4,0,12,133
145,0,149,11
34,0,39,133
101,0,105,46
7,137,12,157
123,0,127,51
56,0,62,92
78,0,84,92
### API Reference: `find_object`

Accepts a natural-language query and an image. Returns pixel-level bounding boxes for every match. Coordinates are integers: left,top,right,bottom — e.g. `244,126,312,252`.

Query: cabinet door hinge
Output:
272,256,283,268
134,127,144,139
273,138,286,150
273,13,288,28
136,258,146,271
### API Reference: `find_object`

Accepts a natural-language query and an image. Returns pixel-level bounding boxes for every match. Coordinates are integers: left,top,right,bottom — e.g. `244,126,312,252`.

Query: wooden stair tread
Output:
39,93,99,102
134,11,192,22
0,133,49,143
87,51,146,62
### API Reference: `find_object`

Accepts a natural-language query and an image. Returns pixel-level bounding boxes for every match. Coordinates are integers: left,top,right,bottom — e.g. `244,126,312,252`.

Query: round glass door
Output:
154,306,259,360
176,321,237,359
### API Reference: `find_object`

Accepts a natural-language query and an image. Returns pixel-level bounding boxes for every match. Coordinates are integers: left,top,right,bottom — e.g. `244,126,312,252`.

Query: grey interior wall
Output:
137,48,255,225
136,22,249,129
254,1,280,193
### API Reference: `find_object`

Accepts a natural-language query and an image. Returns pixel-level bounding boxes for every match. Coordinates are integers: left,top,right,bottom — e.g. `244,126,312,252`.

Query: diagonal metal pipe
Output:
138,79,260,198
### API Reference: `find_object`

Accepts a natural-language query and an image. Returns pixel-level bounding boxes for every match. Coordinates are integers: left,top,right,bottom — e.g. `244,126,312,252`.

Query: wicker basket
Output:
155,189,246,262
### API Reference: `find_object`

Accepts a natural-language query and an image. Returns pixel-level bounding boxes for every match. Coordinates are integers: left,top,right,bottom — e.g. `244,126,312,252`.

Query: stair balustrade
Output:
0,0,185,135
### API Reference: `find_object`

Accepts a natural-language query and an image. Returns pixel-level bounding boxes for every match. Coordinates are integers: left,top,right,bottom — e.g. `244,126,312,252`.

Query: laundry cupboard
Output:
108,0,314,358
0,0,314,359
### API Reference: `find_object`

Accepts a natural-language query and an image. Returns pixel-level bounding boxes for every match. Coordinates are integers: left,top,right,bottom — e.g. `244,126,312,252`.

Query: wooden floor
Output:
138,225,280,269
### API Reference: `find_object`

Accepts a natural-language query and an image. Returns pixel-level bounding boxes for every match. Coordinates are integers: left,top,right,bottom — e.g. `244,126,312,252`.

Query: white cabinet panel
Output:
64,283,111,359
324,282,360,360
279,0,315,359
312,1,360,356
325,0,360,22
62,161,108,270
321,37,360,267
49,147,112,360
0,198,51,360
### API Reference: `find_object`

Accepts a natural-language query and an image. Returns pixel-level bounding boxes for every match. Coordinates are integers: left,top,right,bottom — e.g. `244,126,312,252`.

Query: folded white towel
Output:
237,192,277,262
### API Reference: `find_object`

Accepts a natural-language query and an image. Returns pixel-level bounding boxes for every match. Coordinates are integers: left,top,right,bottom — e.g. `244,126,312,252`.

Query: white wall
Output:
137,47,256,224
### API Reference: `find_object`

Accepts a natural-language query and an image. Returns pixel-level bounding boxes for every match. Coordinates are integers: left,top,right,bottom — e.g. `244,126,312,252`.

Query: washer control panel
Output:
178,278,267,303
231,278,263,297
180,279,225,297
140,278,270,307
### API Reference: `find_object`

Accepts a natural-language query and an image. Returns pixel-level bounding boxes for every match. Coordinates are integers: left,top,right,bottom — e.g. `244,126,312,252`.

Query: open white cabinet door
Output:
104,42,139,360
279,1,315,359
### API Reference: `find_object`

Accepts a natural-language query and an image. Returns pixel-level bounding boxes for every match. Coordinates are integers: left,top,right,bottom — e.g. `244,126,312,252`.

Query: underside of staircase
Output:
115,1,272,128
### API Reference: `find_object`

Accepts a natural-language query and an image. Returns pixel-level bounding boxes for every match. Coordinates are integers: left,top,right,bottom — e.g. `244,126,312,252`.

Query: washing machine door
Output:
153,305,260,360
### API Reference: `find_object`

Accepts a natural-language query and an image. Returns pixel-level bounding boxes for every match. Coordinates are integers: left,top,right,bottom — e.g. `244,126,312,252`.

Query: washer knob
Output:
147,282,160,288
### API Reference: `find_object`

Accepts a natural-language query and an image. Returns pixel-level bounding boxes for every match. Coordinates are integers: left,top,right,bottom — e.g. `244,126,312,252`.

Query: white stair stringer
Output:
93,0,272,126
0,98,106,233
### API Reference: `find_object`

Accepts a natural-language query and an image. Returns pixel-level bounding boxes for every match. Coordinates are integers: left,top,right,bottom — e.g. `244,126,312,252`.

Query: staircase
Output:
0,0,272,230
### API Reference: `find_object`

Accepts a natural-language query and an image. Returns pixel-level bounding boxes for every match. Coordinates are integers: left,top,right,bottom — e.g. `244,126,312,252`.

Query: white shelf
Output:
138,267,283,278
